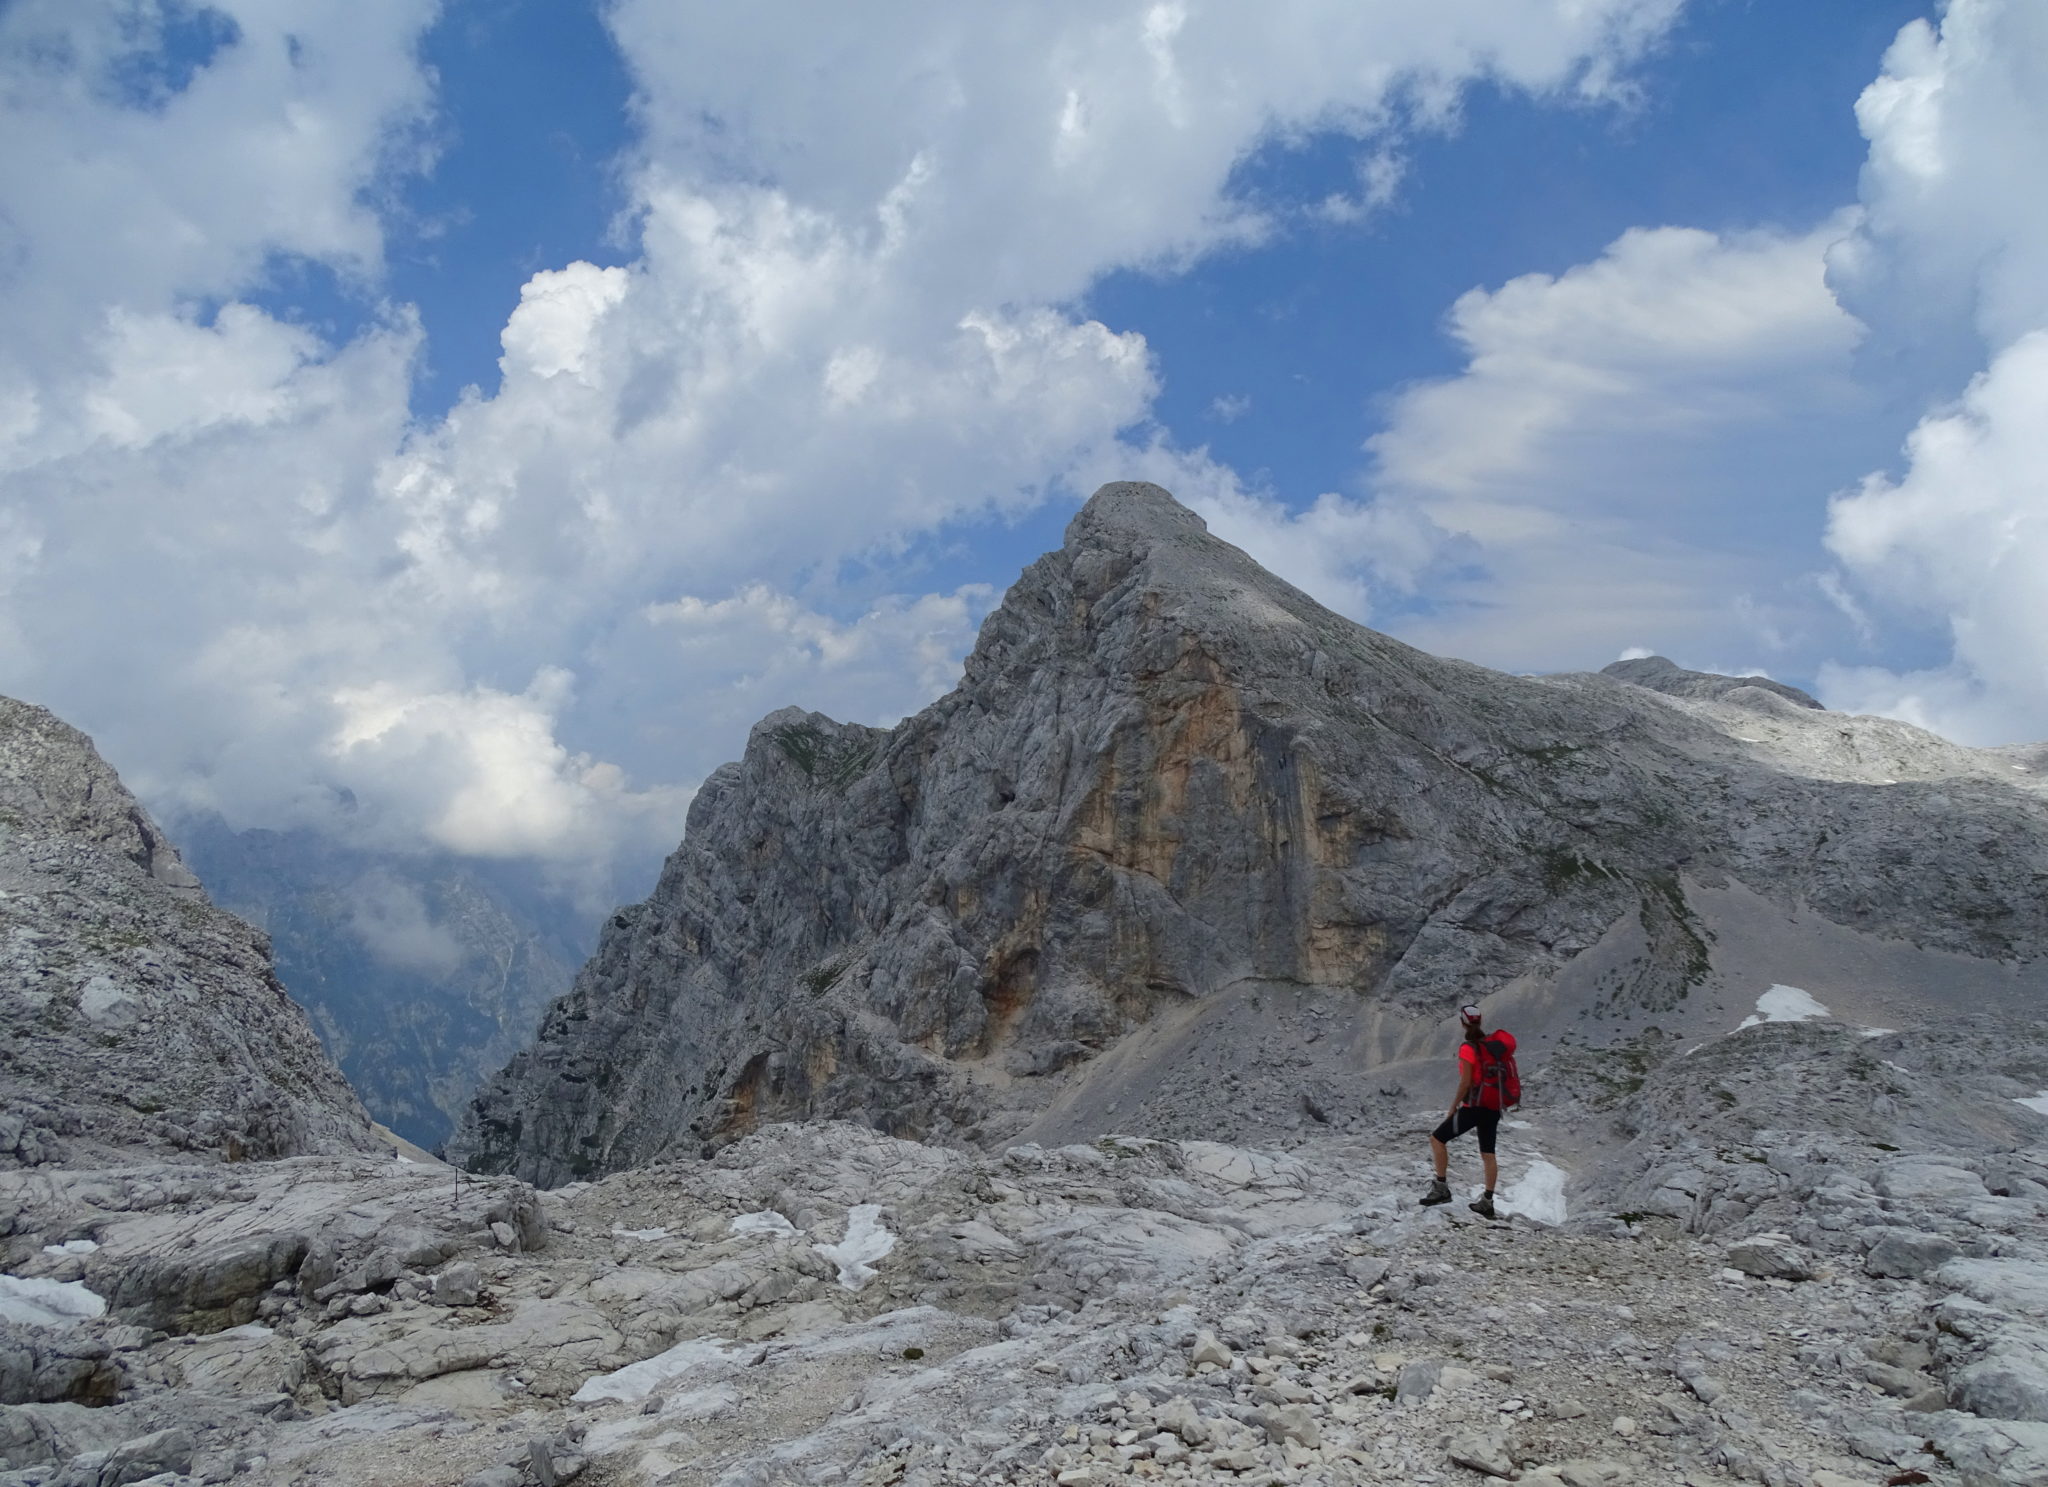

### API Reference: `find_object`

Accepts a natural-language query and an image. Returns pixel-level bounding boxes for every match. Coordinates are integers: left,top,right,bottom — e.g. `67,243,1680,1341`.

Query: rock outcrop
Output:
454,482,2048,1186
0,698,377,1166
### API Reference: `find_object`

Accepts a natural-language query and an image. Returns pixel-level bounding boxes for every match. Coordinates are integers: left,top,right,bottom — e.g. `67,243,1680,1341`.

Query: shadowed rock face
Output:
452,483,2048,1187
0,698,377,1167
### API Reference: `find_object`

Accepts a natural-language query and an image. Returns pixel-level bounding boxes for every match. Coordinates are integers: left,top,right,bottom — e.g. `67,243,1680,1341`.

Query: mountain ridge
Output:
453,482,2048,1186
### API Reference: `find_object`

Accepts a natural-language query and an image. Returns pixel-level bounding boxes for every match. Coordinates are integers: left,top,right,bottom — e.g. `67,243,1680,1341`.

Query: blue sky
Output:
1,0,2044,892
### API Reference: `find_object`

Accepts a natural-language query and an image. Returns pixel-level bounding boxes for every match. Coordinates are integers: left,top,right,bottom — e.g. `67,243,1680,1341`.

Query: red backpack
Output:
1471,1032,1521,1111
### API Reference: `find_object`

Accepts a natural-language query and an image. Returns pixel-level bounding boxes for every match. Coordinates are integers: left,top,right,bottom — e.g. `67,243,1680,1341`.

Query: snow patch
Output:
41,1239,97,1257
2016,1089,2048,1116
572,1337,733,1403
1737,984,1831,1029
1859,1027,1896,1038
610,1226,668,1241
0,1274,107,1328
729,1211,798,1238
1499,1159,1569,1226
814,1203,895,1291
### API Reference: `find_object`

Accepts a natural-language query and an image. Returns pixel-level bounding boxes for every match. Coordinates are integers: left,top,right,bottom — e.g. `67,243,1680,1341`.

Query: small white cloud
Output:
1616,645,1654,661
1207,393,1250,423
340,872,465,977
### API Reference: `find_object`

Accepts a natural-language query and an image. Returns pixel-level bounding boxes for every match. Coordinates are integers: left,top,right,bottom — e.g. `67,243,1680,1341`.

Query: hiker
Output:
1420,1003,1518,1218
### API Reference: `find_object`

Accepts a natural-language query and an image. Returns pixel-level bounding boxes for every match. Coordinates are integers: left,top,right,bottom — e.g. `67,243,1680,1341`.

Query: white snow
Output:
40,1239,97,1257
572,1337,731,1403
2016,1089,2048,1116
1499,1159,1569,1226
814,1203,896,1291
0,1274,107,1328
1859,1027,1897,1038
220,1323,276,1340
729,1211,798,1238
1737,984,1831,1029
609,1226,668,1241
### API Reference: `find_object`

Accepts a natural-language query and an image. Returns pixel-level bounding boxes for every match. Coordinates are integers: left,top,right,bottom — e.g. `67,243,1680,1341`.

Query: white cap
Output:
1459,1004,1483,1025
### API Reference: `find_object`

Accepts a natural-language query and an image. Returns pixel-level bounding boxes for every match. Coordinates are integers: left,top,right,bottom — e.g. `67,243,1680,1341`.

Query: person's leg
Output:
1469,1111,1502,1216
1421,1114,1460,1203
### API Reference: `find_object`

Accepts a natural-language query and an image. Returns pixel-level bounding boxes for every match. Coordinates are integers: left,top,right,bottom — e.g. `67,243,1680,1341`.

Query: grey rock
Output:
457,482,2048,1184
1866,1228,1960,1279
462,1471,523,1487
0,697,376,1167
0,1325,122,1406
1600,655,1822,710
1344,1256,1391,1290
1445,1424,1515,1478
102,1232,309,1335
1154,1396,1209,1446
58,1427,194,1487
1260,1402,1318,1447
1877,1158,1988,1203
1396,1358,1442,1405
1725,1234,1819,1282
1953,1345,2048,1424
433,1261,483,1308
1926,1412,2048,1487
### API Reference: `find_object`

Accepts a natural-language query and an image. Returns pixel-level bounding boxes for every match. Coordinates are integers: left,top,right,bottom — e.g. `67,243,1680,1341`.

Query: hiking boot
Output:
1419,1178,1452,1206
1468,1195,1497,1219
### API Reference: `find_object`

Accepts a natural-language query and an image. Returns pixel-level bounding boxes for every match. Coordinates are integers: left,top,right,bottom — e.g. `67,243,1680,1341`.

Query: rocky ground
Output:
6,1014,2046,1486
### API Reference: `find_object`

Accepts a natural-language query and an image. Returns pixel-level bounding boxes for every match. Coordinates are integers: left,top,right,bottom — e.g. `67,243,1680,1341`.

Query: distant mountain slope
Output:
454,483,2048,1186
0,698,376,1166
1600,654,1823,710
178,823,591,1150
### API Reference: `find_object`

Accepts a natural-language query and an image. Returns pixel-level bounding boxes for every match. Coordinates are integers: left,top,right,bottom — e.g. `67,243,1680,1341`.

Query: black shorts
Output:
1432,1105,1501,1155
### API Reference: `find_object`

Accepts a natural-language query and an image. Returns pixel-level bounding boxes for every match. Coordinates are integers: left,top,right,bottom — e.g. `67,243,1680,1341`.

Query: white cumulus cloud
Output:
0,0,1692,876
1817,0,2048,743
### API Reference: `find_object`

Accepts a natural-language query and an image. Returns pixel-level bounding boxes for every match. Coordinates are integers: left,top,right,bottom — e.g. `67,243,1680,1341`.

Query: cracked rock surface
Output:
5,1075,2047,1487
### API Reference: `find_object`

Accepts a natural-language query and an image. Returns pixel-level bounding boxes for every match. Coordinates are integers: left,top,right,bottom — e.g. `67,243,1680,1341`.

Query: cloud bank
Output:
0,0,1687,875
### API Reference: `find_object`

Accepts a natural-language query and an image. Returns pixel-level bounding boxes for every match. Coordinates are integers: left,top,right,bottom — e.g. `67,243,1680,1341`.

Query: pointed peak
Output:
1065,482,1208,551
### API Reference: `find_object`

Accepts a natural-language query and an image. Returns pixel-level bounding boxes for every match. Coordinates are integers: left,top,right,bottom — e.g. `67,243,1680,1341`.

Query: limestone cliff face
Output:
0,698,377,1166
453,484,2048,1185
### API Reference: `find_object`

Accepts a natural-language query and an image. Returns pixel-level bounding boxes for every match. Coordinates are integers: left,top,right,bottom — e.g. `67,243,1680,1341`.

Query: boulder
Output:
102,1231,308,1334
57,1426,194,1487
432,1262,484,1308
1446,1425,1515,1478
1396,1359,1442,1405
1725,1234,1819,1281
0,1325,122,1406
1866,1229,1959,1280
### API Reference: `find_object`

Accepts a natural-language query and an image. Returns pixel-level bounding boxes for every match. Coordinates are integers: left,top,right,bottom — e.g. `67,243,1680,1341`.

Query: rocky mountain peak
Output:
1066,479,1211,547
455,482,2048,1190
